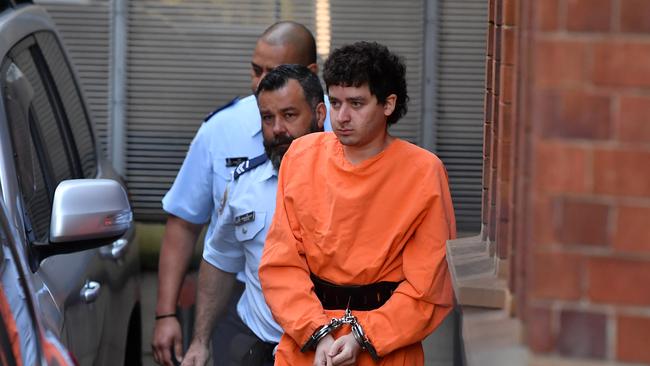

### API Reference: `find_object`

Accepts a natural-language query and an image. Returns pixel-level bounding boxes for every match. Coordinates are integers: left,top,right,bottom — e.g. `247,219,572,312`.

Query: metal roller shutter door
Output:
38,0,486,229
34,0,112,155
330,0,485,232
126,0,427,221
329,0,424,145
125,1,317,220
435,0,487,232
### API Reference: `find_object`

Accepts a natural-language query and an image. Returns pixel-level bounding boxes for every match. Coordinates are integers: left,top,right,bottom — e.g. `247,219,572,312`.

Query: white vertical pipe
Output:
109,0,127,175
422,0,439,152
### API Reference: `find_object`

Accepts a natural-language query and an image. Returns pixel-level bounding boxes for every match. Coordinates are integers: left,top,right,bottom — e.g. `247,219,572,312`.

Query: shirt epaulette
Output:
233,154,268,180
203,96,240,122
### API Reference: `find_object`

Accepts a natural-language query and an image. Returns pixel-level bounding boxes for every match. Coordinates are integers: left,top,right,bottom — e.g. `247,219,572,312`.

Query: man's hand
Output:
151,215,203,366
154,216,202,365
327,334,361,366
313,334,335,366
152,317,183,366
180,340,210,366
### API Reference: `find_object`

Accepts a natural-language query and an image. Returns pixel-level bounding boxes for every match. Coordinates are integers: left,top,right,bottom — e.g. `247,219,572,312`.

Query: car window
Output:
2,34,94,243
2,61,52,242
11,38,77,185
35,32,97,178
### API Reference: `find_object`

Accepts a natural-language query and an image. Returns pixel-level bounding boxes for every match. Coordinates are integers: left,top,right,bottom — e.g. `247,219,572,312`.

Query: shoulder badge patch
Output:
234,211,255,226
233,154,268,180
203,96,240,123
225,157,248,167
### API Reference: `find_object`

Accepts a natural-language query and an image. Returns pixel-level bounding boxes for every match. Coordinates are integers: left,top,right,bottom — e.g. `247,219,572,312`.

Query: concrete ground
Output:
141,271,460,366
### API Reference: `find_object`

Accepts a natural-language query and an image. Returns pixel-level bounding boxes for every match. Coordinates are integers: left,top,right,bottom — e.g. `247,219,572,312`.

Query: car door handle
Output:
99,238,128,260
80,281,101,303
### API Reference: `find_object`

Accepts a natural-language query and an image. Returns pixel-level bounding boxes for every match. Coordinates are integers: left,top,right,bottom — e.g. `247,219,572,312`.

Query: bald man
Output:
152,21,331,366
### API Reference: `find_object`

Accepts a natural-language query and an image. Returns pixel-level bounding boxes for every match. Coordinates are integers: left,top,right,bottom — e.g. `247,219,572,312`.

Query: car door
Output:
0,233,39,366
1,34,109,365
31,30,141,365
0,195,77,366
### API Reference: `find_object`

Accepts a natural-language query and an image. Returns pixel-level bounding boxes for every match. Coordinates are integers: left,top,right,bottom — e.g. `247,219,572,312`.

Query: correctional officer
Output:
180,64,327,366
152,22,331,366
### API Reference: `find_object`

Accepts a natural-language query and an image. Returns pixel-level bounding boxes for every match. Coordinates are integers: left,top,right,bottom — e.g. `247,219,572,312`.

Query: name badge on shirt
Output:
226,157,248,167
234,211,255,225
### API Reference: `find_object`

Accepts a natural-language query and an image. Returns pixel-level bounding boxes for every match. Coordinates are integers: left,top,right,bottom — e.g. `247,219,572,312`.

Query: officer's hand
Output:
313,334,335,366
152,317,183,366
180,341,209,366
327,334,361,366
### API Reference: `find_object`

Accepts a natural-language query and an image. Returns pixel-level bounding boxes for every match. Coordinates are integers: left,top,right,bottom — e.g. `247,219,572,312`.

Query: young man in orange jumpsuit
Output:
259,41,457,365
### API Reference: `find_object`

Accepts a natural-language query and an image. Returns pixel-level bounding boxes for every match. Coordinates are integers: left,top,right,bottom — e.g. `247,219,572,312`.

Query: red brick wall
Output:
489,0,650,363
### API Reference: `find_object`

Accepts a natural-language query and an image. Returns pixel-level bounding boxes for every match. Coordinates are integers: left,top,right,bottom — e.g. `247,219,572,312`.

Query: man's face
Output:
250,40,301,93
328,84,393,148
258,79,324,169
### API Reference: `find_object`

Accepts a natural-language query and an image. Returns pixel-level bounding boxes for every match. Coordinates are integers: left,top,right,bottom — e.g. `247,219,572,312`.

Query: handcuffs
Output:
301,307,379,361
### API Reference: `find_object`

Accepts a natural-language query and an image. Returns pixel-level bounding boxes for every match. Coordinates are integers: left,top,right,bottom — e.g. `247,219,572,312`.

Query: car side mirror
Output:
50,179,132,242
29,179,133,271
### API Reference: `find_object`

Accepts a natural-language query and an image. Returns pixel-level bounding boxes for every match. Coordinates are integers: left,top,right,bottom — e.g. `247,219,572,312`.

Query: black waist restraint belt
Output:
303,274,401,360
310,273,401,311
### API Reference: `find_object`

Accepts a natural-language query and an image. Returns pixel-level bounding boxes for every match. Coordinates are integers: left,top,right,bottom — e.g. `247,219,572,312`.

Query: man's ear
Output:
383,94,397,117
307,62,318,74
316,102,326,130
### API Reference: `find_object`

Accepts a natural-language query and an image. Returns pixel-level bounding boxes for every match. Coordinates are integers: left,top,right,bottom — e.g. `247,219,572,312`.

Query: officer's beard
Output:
264,115,322,170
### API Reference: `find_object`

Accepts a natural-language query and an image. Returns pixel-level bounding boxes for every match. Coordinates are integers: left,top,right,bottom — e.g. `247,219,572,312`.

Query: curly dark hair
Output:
323,41,408,125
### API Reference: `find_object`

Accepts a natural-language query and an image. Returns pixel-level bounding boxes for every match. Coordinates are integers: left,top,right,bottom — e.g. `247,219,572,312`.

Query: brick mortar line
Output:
608,312,617,361
533,244,650,261
533,84,650,97
558,0,568,32
535,32,650,42
536,192,650,207
611,0,622,33
530,299,650,318
537,138,650,153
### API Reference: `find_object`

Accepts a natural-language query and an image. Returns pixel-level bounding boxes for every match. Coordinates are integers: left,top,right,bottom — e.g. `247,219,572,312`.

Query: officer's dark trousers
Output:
211,282,275,366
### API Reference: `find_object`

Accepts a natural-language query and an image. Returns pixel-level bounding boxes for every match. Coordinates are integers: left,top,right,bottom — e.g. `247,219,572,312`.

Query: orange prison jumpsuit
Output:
259,133,456,366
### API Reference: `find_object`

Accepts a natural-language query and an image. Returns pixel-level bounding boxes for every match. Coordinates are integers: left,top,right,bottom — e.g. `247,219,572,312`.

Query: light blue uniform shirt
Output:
203,158,282,343
163,95,331,261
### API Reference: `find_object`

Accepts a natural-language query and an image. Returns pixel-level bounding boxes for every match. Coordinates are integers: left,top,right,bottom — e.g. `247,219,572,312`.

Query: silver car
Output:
0,1,141,365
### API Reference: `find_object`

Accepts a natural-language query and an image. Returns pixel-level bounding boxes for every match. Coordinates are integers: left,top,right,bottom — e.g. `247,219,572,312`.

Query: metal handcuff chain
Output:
301,307,379,361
